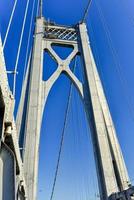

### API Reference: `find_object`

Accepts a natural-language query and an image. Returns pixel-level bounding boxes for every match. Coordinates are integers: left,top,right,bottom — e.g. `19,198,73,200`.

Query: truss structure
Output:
44,23,78,41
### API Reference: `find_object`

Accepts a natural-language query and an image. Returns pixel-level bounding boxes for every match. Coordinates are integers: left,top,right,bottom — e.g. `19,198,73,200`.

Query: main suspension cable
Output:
22,0,42,89
39,0,43,17
3,0,18,49
81,0,92,23
36,0,40,16
49,58,77,200
13,0,30,96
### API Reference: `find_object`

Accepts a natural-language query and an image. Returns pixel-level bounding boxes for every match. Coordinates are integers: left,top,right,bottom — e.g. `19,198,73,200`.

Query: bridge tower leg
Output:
16,16,134,200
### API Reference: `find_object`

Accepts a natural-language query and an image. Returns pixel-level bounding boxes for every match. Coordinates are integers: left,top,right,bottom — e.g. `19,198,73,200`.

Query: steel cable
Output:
36,0,40,16
49,58,77,200
81,0,92,23
3,0,18,49
22,0,38,85
94,0,134,190
94,0,134,123
13,0,30,96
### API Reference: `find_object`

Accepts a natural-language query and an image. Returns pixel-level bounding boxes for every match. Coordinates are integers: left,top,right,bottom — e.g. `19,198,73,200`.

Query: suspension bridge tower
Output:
0,1,134,200
16,3,134,200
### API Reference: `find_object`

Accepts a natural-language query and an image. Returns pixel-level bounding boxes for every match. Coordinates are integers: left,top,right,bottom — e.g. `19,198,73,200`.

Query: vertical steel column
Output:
17,17,84,199
79,23,131,199
22,17,44,200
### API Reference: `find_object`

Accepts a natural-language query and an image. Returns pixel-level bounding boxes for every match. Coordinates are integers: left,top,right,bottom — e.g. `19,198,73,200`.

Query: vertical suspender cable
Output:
3,0,18,49
50,83,73,200
49,58,77,200
39,0,43,17
94,0,134,123
22,0,42,93
13,0,30,96
22,0,38,84
36,0,40,17
22,0,42,95
50,78,73,200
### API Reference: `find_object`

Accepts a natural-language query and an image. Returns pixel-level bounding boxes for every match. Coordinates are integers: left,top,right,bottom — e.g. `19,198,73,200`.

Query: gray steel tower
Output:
16,15,134,200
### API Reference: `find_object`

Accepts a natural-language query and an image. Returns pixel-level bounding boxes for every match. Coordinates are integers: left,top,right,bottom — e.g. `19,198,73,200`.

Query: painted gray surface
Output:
79,23,130,199
16,18,132,200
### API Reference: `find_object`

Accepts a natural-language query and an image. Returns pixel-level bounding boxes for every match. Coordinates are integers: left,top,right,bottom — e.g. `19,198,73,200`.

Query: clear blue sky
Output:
0,0,134,200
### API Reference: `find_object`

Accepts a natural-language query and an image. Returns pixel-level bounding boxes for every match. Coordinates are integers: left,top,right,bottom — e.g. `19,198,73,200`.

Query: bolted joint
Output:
59,62,64,67
59,62,68,71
